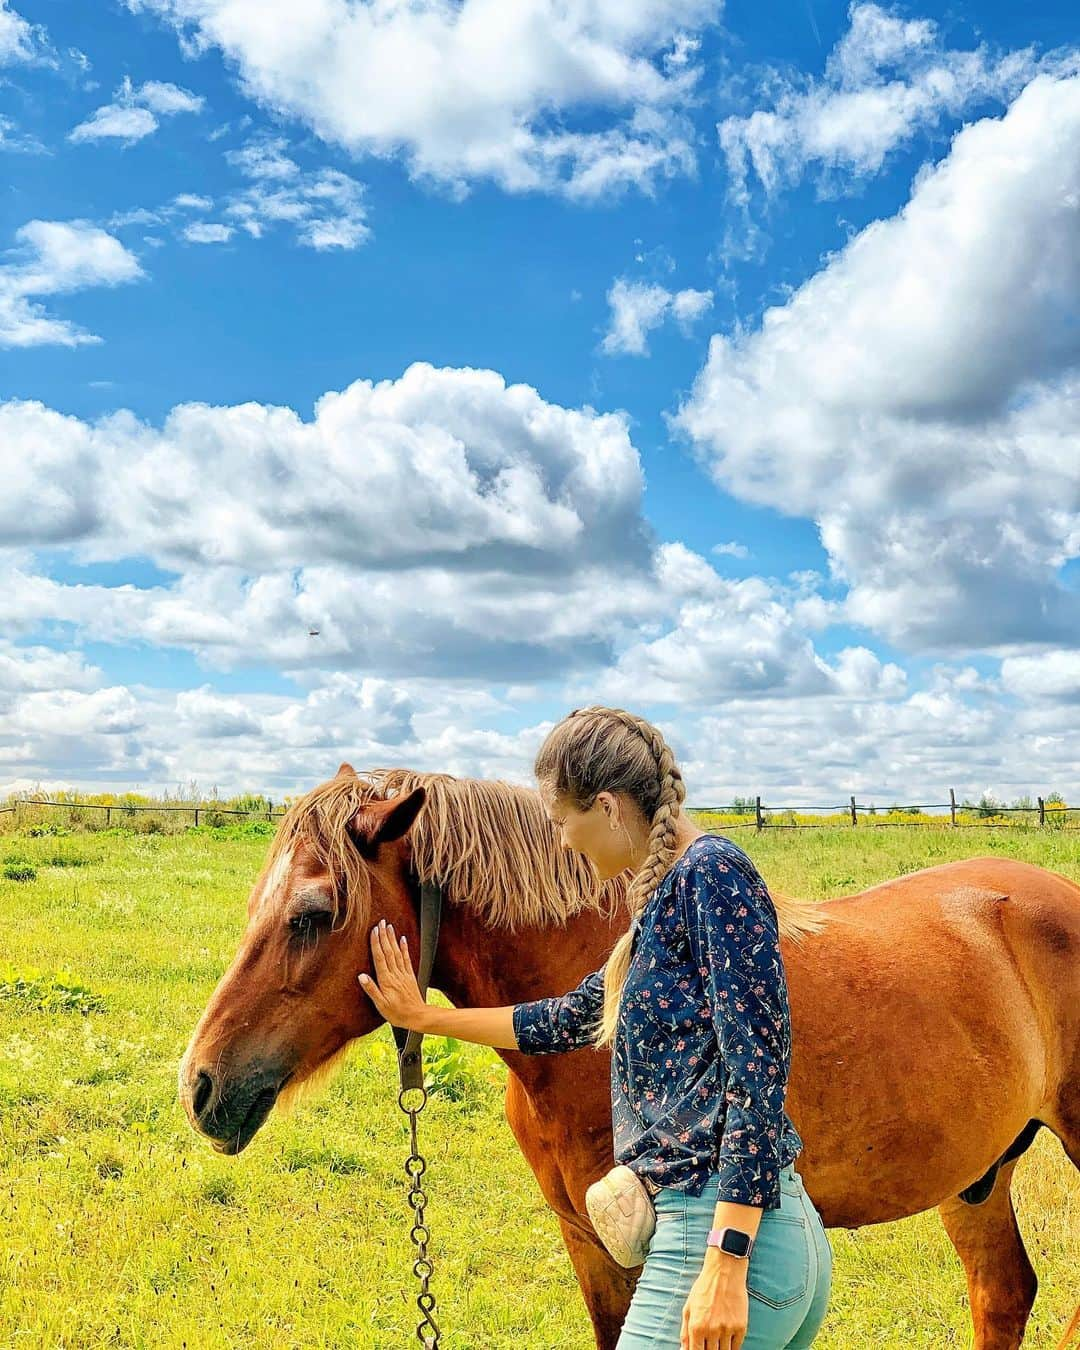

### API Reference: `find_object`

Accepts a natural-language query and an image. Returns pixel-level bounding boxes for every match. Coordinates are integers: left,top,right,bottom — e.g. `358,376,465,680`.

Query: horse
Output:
178,765,1080,1349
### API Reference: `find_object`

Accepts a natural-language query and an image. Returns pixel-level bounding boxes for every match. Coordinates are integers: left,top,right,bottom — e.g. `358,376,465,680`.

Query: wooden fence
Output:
0,798,283,828
1,792,1075,831
692,792,1077,830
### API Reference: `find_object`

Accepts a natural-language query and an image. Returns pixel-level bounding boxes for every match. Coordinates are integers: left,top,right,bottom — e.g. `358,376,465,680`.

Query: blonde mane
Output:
261,767,827,942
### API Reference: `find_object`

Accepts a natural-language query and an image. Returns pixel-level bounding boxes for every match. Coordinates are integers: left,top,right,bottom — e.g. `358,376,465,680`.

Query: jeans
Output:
615,1164,832,1349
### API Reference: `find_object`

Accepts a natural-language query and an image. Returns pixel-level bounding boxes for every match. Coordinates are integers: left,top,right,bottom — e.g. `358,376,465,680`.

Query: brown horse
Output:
178,766,1080,1349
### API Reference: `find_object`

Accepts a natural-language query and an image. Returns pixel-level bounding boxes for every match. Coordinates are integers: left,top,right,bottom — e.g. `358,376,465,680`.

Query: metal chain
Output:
398,1085,441,1348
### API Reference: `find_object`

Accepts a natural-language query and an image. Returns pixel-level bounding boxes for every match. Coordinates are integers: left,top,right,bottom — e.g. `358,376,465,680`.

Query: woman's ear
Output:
596,791,619,827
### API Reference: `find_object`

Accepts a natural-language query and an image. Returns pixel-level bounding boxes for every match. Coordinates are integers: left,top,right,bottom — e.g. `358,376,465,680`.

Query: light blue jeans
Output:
615,1164,832,1349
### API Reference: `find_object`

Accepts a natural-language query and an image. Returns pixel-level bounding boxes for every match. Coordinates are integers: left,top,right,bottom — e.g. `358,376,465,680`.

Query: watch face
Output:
720,1229,752,1258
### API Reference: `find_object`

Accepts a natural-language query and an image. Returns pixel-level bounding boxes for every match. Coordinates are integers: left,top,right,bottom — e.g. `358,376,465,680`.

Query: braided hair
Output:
534,705,687,1049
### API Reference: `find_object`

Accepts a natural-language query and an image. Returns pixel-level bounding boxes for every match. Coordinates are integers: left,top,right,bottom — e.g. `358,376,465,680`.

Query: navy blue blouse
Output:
512,834,802,1209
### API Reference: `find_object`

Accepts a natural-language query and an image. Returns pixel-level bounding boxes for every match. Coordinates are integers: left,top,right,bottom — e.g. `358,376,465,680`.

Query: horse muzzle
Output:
180,1061,293,1154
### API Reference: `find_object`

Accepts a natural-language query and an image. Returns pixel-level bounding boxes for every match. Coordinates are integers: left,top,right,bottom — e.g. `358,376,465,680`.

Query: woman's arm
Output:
358,918,605,1053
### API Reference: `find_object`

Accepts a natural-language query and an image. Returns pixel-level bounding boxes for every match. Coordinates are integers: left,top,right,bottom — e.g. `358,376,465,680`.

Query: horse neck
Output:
431,894,622,1014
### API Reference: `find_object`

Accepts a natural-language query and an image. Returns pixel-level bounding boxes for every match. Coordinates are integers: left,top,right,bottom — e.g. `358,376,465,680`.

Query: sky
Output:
1,0,1078,808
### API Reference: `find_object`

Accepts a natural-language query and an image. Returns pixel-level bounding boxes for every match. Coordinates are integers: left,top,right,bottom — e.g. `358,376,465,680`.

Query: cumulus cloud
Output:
719,1,1053,202
0,642,102,694
125,0,717,198
602,277,713,355
592,555,906,704
0,363,670,679
70,75,204,144
1000,651,1080,702
680,72,1080,652
0,220,143,347
1,363,647,572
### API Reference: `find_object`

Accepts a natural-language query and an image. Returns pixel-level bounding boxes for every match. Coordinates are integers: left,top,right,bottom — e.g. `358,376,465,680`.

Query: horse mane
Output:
262,767,828,942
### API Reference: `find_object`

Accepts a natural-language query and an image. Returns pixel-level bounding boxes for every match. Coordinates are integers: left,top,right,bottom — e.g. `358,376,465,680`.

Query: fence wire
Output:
1,795,1075,831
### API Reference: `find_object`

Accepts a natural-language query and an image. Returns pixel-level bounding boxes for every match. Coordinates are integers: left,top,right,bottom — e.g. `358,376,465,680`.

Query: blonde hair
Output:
534,706,686,1049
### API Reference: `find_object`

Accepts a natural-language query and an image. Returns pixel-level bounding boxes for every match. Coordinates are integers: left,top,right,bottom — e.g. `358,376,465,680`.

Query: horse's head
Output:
177,763,426,1154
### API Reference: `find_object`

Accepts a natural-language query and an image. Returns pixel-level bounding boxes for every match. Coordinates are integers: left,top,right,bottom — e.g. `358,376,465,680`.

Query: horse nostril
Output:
192,1070,214,1120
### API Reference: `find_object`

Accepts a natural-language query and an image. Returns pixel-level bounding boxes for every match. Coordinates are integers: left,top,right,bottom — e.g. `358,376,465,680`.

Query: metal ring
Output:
398,1086,428,1113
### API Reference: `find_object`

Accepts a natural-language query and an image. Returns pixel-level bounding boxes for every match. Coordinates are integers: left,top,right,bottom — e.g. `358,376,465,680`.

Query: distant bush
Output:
3,862,36,882
132,816,166,835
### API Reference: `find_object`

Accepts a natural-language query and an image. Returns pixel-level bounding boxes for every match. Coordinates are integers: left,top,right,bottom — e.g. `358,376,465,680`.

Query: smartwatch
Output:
706,1227,754,1258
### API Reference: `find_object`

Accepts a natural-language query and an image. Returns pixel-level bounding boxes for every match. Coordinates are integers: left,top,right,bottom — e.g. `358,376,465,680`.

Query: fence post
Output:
194,806,200,828
267,799,273,823
949,789,956,827
755,796,763,832
850,795,857,827
106,807,111,828
1038,797,1045,828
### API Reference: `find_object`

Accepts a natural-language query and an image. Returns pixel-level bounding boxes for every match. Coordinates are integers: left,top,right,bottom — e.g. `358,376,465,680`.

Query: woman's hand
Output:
358,919,429,1030
680,1258,749,1350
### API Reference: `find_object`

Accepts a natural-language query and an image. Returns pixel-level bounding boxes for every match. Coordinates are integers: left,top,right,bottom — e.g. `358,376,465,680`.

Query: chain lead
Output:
398,1085,441,1348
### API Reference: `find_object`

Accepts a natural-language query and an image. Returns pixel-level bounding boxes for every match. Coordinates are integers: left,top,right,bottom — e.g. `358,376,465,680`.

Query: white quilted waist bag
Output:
584,1164,658,1268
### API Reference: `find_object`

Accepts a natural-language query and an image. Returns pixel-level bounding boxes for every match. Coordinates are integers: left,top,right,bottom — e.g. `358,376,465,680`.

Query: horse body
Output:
178,769,1080,1350
782,856,1076,1228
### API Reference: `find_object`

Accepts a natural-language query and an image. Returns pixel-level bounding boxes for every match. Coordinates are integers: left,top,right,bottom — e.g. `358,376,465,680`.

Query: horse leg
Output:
556,1213,636,1350
938,1158,1037,1350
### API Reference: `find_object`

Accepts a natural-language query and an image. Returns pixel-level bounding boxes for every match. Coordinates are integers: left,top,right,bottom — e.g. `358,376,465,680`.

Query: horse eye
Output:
288,910,333,937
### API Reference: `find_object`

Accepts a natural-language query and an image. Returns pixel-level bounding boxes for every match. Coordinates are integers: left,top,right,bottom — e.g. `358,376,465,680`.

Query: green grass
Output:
0,827,1077,1347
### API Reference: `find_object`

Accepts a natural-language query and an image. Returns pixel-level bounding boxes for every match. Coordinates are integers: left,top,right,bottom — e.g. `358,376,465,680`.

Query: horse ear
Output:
350,787,426,854
337,762,357,778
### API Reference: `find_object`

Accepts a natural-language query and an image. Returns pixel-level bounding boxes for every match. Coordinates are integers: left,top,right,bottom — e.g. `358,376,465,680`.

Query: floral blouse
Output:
511,834,802,1209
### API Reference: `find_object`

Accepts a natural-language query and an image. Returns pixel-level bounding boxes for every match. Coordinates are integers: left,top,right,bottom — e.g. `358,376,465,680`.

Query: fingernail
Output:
358,974,367,983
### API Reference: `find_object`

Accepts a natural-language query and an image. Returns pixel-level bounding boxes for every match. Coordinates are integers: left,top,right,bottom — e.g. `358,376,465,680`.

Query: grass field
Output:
1,824,1077,1348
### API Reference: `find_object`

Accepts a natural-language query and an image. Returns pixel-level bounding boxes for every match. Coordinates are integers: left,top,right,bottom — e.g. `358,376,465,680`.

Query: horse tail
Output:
1055,1301,1080,1350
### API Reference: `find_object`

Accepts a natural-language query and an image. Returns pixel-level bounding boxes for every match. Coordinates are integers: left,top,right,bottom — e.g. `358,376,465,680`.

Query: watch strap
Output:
706,1226,754,1258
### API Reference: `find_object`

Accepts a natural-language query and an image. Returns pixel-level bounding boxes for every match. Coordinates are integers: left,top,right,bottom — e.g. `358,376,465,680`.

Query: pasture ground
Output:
1,825,1077,1348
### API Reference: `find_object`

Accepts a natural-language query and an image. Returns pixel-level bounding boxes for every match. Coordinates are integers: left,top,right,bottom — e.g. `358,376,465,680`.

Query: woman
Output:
358,706,832,1350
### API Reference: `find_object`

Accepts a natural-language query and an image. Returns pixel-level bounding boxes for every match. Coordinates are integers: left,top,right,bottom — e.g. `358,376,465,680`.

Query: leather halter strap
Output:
391,879,444,1092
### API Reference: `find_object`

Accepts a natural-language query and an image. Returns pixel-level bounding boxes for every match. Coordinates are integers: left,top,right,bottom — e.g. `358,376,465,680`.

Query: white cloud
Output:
602,277,713,355
712,540,749,559
680,72,1080,652
0,220,143,347
4,655,1074,804
1,363,648,572
0,363,664,678
137,79,204,115
0,0,45,66
217,136,371,249
69,75,203,144
0,642,101,694
592,558,906,705
224,134,297,180
0,112,45,154
70,104,159,145
126,0,718,198
182,221,233,244
719,1,1056,202
1000,651,1080,703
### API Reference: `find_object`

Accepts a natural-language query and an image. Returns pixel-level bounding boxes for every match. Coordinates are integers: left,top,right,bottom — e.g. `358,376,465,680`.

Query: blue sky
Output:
1,0,1078,804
